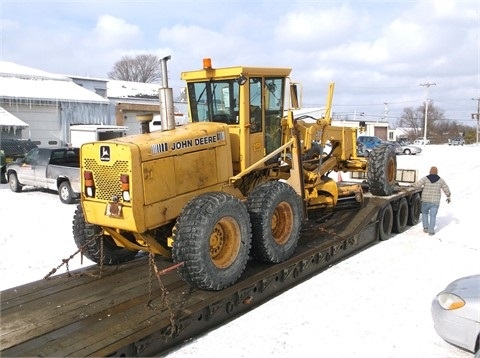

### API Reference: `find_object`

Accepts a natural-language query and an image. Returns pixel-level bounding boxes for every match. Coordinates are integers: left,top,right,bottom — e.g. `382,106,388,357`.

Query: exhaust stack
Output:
159,55,176,131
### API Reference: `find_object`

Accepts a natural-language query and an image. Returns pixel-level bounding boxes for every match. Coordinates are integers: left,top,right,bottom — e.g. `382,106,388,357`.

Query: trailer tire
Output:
246,181,303,263
379,203,393,240
408,193,421,226
72,204,138,265
59,181,75,204
8,172,22,192
367,144,397,196
393,197,409,233
172,192,252,291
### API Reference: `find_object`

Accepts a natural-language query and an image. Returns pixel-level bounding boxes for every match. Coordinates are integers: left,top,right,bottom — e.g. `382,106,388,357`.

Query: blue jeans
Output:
421,202,439,234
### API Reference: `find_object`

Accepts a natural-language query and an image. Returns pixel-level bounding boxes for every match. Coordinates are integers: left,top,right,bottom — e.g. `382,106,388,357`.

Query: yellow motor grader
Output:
73,56,397,290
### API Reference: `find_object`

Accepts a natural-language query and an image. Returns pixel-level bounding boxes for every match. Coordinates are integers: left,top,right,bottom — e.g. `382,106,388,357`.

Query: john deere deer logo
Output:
100,146,110,162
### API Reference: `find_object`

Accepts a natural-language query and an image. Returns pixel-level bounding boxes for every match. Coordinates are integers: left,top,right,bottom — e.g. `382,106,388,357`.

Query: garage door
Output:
3,104,61,147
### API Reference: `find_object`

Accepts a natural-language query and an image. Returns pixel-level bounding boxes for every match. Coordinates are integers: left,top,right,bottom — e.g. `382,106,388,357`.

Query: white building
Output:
0,62,109,147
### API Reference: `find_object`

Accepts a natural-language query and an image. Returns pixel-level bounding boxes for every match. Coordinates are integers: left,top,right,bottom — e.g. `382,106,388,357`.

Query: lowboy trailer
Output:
1,182,421,356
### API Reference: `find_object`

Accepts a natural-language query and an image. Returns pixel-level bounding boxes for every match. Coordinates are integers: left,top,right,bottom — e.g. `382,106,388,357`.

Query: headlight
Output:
437,292,465,310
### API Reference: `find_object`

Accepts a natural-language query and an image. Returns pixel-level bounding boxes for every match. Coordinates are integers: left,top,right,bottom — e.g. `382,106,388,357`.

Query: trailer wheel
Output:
8,172,23,192
172,192,252,291
246,181,303,263
407,193,421,226
367,144,397,196
72,204,138,265
59,181,75,204
392,197,408,233
378,203,393,241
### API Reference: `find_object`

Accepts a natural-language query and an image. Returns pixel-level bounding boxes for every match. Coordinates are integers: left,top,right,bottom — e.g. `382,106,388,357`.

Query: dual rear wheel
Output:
172,182,303,290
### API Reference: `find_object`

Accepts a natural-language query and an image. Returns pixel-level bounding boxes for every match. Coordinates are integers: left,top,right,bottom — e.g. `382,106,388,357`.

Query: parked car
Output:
448,137,465,146
389,141,422,155
357,135,390,157
413,137,430,145
397,138,411,146
431,274,480,356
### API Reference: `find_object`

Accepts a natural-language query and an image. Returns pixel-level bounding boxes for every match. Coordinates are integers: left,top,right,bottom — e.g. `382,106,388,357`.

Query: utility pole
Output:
419,83,436,143
472,98,480,146
383,102,389,121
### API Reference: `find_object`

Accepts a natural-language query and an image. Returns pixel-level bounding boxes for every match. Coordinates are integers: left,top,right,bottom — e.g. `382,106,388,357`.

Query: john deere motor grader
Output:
73,56,397,290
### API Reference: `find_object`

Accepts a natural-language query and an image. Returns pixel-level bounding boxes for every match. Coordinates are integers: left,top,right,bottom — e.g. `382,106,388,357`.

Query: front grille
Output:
84,158,129,202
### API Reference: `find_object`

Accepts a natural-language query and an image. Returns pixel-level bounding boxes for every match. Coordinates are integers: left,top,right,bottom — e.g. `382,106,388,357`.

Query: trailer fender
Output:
378,203,393,241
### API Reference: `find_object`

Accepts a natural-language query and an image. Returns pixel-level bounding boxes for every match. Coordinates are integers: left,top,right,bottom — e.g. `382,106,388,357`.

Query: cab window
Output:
187,80,240,124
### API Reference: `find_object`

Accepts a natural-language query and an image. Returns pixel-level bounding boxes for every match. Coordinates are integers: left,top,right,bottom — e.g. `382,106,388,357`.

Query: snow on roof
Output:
0,61,109,104
107,80,161,99
0,106,29,128
0,61,68,81
0,77,110,103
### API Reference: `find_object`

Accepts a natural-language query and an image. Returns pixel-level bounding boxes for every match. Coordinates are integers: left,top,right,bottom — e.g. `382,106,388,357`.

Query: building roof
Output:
0,106,29,128
0,62,109,104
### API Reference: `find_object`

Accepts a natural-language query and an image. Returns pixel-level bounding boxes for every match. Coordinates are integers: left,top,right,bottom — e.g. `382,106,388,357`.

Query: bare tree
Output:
397,102,446,139
108,54,161,83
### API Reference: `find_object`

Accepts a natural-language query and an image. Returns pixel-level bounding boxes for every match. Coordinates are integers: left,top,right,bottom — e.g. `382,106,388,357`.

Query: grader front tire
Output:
367,144,397,196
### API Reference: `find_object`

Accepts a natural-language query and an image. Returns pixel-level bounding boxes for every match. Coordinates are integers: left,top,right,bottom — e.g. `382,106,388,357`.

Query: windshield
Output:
187,80,240,124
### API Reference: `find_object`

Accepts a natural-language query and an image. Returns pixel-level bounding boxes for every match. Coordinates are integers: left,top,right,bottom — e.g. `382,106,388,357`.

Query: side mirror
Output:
290,83,301,110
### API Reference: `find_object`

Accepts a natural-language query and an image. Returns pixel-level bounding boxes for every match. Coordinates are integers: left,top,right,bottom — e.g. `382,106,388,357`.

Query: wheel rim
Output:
9,176,16,190
209,216,241,269
271,202,294,245
60,186,69,200
387,157,396,183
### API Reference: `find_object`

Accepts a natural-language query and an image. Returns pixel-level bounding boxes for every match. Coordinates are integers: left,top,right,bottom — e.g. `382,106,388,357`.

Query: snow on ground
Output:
1,144,479,357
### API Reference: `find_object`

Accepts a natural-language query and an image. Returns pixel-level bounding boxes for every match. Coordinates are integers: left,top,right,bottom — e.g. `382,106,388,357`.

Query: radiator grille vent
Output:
84,158,129,201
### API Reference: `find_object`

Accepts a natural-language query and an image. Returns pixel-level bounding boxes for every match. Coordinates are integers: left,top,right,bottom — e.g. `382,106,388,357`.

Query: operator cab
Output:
181,58,292,174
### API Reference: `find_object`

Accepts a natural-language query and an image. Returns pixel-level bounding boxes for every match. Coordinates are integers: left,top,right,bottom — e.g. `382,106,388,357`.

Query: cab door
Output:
244,77,285,169
245,77,264,167
16,148,39,185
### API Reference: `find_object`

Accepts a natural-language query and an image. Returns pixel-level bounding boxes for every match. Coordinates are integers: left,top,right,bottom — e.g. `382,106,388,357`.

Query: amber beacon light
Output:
203,58,212,69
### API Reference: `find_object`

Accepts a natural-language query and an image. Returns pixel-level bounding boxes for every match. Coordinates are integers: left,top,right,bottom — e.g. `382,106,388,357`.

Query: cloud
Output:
274,4,364,49
86,15,141,49
0,0,477,123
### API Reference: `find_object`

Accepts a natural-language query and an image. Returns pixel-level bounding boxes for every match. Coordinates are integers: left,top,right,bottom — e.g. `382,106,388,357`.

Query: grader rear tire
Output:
72,204,138,265
367,144,397,196
246,181,303,263
172,192,252,291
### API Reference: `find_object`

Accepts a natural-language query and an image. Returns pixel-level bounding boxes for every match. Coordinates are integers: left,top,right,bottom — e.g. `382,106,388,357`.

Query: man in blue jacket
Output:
414,166,451,236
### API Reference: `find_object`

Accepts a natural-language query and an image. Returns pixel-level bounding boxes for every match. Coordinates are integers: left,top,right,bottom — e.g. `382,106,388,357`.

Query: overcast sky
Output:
1,0,479,125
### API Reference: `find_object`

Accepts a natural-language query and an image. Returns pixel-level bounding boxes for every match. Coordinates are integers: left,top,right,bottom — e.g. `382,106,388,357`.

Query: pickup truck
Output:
5,147,81,204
